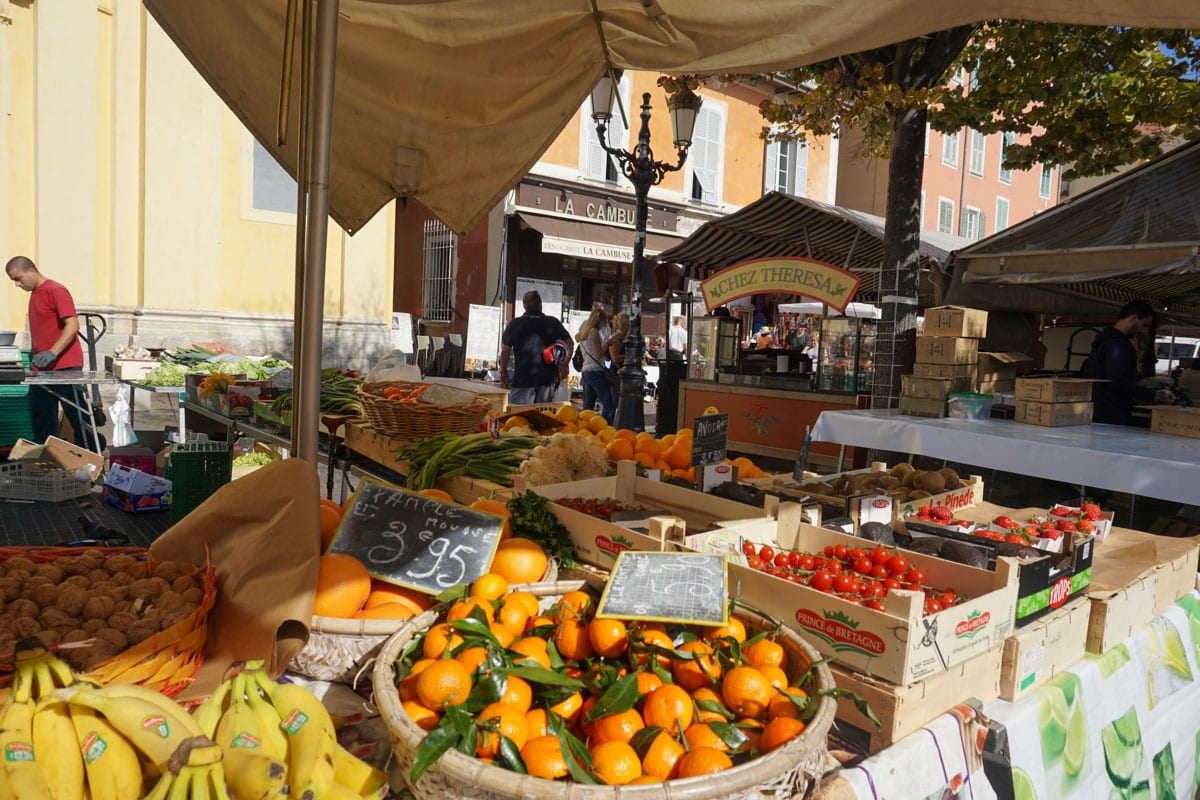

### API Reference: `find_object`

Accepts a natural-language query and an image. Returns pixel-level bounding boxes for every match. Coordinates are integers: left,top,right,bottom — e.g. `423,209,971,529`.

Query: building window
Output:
422,219,457,324
687,105,725,204
252,140,296,214
942,130,959,168
581,74,632,183
969,129,985,177
995,197,1010,232
937,197,955,234
961,206,985,241
1040,164,1054,198
764,137,808,196
998,132,1014,185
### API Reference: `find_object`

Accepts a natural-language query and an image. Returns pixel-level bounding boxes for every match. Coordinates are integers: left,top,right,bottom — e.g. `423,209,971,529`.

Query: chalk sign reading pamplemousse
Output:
328,478,505,594
595,551,728,626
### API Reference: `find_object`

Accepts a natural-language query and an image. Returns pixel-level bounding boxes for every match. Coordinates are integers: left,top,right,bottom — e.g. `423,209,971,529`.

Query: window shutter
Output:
958,206,967,236
978,212,987,240
764,140,779,193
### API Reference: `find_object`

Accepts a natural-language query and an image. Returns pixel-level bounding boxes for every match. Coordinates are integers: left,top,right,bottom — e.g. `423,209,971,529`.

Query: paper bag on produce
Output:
149,458,320,697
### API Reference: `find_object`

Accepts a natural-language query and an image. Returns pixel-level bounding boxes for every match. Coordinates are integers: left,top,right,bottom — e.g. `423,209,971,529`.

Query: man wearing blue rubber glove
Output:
6,256,91,445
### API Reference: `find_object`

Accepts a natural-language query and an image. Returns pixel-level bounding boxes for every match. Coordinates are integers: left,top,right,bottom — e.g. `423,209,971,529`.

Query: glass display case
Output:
688,316,742,380
815,317,876,393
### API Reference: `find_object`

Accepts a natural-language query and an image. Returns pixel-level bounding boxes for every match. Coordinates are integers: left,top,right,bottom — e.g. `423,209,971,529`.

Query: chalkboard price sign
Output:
328,478,505,594
691,413,729,466
596,552,728,626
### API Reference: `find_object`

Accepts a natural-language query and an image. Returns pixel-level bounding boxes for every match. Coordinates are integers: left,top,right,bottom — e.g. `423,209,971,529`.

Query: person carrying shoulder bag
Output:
575,307,614,424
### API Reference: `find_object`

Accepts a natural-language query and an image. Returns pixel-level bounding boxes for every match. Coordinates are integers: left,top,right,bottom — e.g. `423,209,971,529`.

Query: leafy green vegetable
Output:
506,491,579,568
232,453,275,467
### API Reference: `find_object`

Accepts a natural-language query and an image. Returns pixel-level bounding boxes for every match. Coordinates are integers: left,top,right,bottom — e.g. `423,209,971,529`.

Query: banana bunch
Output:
191,660,389,800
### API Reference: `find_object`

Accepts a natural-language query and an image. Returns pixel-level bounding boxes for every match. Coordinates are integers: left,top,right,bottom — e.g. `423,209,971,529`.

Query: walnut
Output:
61,628,91,644
152,561,182,582
180,587,203,606
112,600,133,615
53,556,74,571
82,593,116,621
35,629,61,647
3,556,37,575
66,647,92,672
171,575,200,595
103,555,136,574
51,621,81,639
54,585,87,617
81,642,117,671
11,616,41,638
0,577,21,602
155,590,185,613
139,607,161,628
64,575,90,590
21,575,52,594
79,549,106,568
160,608,195,630
8,598,38,618
81,618,105,635
129,578,168,600
38,606,72,628
93,627,129,652
125,618,159,645
33,564,65,584
125,562,149,580
87,569,110,586
31,584,61,610
108,571,133,587
63,557,94,576
107,611,138,631
89,581,122,600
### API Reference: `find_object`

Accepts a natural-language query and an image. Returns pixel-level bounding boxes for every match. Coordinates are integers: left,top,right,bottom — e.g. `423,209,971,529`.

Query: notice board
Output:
595,551,728,626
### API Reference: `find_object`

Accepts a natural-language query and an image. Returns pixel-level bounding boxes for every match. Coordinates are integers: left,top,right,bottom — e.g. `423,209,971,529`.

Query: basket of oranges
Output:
372,575,835,799
357,381,491,441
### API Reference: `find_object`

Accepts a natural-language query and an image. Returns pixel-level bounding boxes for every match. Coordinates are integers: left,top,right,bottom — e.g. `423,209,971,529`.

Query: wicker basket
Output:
0,546,217,697
357,381,491,441
372,580,836,800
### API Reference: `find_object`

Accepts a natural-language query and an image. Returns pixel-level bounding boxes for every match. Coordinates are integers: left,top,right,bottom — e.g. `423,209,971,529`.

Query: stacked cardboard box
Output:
901,306,988,417
975,351,1033,394
1013,377,1094,426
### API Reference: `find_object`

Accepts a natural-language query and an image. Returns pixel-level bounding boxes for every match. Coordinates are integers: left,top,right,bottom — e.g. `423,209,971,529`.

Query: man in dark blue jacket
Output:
1079,301,1157,425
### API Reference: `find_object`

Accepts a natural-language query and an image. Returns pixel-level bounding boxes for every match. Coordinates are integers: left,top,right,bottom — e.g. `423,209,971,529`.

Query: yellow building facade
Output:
1,2,394,363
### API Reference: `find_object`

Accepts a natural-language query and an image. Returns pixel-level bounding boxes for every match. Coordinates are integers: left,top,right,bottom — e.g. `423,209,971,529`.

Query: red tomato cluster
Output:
555,496,643,521
740,541,961,615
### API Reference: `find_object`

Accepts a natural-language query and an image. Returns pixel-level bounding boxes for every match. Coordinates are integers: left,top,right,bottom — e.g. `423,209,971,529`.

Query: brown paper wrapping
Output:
149,458,320,697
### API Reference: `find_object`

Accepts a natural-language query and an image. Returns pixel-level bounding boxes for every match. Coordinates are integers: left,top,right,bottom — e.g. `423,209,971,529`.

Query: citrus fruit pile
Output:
392,576,823,787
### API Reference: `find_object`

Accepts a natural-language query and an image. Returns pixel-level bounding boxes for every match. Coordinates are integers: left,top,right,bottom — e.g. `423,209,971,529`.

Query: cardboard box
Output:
1014,399,1093,426
102,464,172,513
976,352,1032,385
913,362,978,381
975,378,1015,394
109,446,157,476
1015,377,1094,403
1149,406,1200,439
1085,524,1200,653
923,306,989,339
898,394,946,418
915,337,979,365
999,598,1089,701
901,375,974,399
107,357,160,381
830,646,1003,753
9,436,105,482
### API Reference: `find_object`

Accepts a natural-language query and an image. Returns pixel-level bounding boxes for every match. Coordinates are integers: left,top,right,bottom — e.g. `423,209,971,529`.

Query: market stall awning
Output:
656,192,972,303
517,212,683,263
953,138,1200,322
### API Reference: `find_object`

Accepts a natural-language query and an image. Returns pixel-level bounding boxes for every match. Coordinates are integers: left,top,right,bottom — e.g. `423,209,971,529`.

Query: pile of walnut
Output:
0,550,204,672
796,463,967,503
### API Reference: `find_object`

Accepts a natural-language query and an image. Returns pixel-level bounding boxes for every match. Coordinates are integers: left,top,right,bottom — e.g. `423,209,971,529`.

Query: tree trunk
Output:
871,105,927,409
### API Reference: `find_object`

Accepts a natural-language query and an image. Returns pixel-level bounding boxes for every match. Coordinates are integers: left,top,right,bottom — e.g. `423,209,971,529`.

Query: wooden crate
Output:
1000,598,1089,701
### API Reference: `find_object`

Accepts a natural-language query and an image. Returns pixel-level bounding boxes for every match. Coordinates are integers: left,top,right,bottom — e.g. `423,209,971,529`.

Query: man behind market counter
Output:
498,291,572,404
5,255,91,445
1079,300,1158,425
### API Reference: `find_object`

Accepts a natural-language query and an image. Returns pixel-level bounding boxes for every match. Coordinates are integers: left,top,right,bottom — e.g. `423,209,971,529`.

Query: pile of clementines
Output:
392,574,818,787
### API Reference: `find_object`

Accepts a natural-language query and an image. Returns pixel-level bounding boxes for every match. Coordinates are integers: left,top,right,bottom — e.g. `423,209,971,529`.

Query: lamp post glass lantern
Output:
590,71,701,431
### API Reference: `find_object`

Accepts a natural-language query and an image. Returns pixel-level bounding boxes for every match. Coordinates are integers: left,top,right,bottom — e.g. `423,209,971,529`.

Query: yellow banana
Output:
215,681,288,800
243,673,289,762
141,772,173,800
189,764,213,800
165,765,196,800
191,678,234,740
322,785,364,800
68,704,144,800
0,697,54,800
77,683,203,740
207,762,234,800
31,694,86,800
331,744,389,799
263,683,336,800
42,653,77,690
29,659,59,702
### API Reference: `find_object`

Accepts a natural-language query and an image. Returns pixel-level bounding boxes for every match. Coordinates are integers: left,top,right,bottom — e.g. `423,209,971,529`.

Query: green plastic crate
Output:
167,442,232,523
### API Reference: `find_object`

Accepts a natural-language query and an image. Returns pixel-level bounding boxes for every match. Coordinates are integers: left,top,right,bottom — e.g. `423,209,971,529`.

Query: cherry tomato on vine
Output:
823,545,836,557
865,599,888,612
759,545,776,563
832,544,849,560
826,561,844,574
742,541,756,557
773,553,790,569
885,555,909,575
905,568,927,585
810,570,834,592
853,556,874,575
849,548,868,561
869,564,890,580
883,577,903,591
870,547,891,565
924,598,944,614
788,551,804,570
833,573,857,594
797,554,815,571
747,556,763,570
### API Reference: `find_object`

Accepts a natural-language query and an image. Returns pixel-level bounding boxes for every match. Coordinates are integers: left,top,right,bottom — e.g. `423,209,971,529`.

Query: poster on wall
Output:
516,278,564,321
465,304,502,371
390,313,414,353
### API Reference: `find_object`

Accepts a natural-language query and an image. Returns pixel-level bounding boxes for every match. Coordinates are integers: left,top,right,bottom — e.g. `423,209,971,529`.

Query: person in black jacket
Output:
1079,301,1157,425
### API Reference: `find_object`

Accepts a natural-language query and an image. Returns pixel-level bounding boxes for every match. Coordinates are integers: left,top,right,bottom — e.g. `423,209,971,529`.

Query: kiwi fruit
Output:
901,469,920,488
888,462,915,478
913,471,947,493
938,468,962,489
905,489,932,500
875,475,901,490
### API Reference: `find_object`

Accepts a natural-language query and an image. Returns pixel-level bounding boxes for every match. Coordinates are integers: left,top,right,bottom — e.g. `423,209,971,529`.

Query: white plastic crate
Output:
0,461,93,502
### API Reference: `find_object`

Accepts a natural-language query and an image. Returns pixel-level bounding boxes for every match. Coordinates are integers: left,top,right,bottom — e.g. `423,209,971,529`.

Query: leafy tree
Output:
746,24,1200,406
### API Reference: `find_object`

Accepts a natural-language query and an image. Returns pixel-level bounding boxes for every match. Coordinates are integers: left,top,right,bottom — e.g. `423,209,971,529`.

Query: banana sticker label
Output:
232,732,262,749
142,714,170,738
282,709,309,735
4,742,35,762
81,732,108,764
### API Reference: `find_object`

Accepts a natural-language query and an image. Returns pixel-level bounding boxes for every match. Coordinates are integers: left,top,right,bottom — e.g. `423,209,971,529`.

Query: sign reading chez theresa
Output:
700,257,861,312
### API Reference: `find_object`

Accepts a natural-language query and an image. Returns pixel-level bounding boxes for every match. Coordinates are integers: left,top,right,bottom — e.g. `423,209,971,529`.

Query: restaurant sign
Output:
699,257,860,312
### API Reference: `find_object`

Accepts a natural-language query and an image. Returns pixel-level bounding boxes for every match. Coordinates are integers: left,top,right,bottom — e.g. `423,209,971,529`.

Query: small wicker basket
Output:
372,580,836,800
357,381,491,441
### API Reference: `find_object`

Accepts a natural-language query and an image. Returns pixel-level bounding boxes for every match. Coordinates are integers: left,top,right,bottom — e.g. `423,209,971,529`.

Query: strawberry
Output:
1056,519,1077,532
1083,507,1102,521
916,506,933,519
1042,528,1062,540
1050,505,1073,517
1005,533,1028,545
1076,519,1095,534
994,515,1018,529
930,506,953,523
1081,502,1101,515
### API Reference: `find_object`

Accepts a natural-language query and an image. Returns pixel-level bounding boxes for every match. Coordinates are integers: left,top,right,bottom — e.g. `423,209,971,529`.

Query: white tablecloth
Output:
811,409,1200,505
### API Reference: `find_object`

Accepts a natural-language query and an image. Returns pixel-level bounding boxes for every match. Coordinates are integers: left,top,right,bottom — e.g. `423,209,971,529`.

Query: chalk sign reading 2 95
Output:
328,479,505,594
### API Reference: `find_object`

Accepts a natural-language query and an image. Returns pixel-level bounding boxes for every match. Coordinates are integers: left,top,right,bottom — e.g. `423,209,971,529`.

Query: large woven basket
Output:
372,580,836,800
0,546,217,697
357,381,491,441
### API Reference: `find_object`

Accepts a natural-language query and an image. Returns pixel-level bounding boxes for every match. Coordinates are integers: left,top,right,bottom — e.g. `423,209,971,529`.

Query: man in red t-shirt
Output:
6,256,91,445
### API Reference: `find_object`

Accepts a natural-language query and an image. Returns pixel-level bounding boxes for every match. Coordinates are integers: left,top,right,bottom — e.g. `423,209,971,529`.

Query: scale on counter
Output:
0,344,26,384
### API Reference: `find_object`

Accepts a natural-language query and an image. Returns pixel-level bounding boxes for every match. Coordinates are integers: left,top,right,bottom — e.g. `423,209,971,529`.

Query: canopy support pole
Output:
296,0,339,464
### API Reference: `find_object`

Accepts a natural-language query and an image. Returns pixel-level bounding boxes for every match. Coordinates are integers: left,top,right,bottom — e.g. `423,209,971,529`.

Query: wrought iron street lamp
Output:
591,71,702,431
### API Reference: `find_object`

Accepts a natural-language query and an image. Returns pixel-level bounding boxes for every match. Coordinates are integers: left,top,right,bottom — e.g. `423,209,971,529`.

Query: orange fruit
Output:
352,602,416,620
683,722,731,752
469,573,509,601
758,664,788,690
590,741,642,785
318,499,343,551
506,590,541,618
660,434,677,451
721,666,773,718
548,691,584,725
642,684,694,731
456,646,489,674
768,686,808,719
554,590,594,620
469,498,513,540
605,438,634,461
672,641,721,691
691,687,731,723
521,735,569,780
760,716,806,752
635,671,664,699
312,554,372,618
640,730,685,780
677,746,733,777
524,615,556,634
415,659,472,709
496,598,531,634
422,623,465,659
744,638,785,669
476,702,530,758
500,675,533,712
589,708,644,745
525,708,550,739
446,597,495,624
401,699,440,731
702,617,747,644
614,428,637,443
398,658,434,702
490,538,548,584
364,581,433,614
633,452,657,469
737,717,764,751
665,442,692,470
488,622,517,648
630,628,675,669
634,437,661,462
554,617,596,662
587,415,608,434
588,618,628,659
511,637,551,669
418,488,455,503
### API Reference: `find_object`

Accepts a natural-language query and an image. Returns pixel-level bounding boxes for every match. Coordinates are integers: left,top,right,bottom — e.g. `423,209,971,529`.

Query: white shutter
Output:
794,141,809,198
690,108,722,204
764,140,779,193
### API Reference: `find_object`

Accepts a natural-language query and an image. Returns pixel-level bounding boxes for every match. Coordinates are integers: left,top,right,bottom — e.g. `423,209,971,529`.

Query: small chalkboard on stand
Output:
328,478,505,594
691,413,730,466
595,551,728,626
